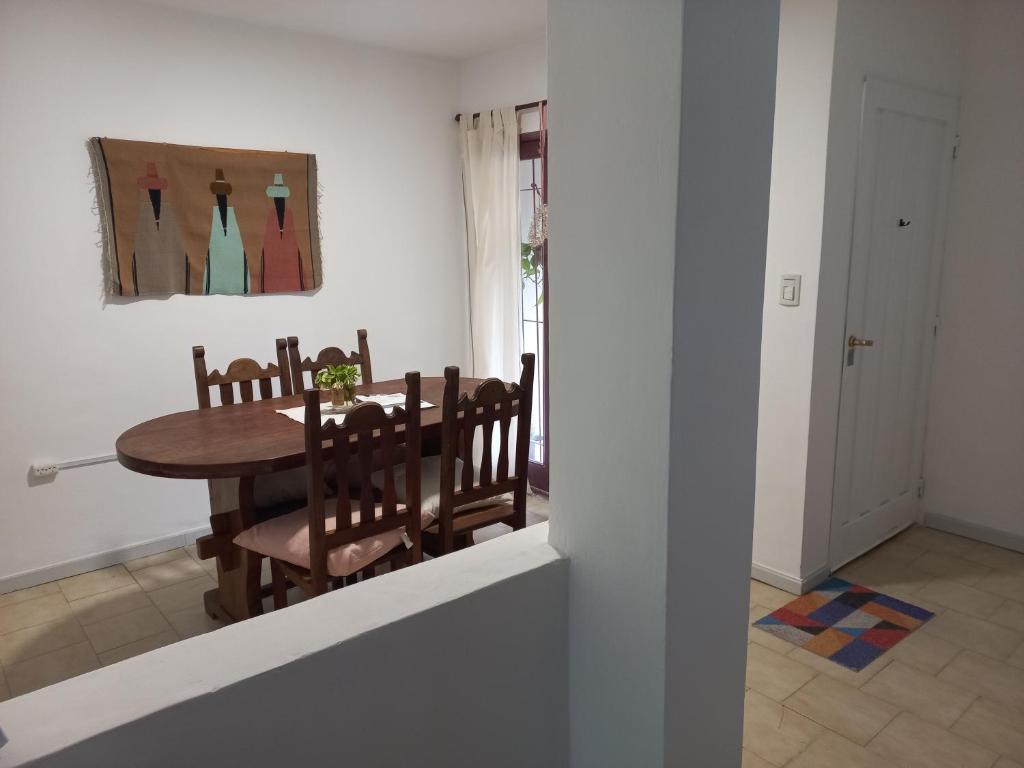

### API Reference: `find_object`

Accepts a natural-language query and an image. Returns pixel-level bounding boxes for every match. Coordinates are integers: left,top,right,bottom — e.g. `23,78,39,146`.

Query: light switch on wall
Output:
779,274,801,306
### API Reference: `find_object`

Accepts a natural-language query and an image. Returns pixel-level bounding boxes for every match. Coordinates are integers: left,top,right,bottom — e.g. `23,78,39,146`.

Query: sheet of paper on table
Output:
276,395,435,427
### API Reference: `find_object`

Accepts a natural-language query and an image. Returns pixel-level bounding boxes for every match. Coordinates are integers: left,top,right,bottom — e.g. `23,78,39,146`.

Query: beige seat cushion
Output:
233,502,435,578
372,456,513,518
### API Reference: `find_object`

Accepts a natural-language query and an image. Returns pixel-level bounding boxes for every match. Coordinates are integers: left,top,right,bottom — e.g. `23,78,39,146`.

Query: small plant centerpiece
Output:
315,364,360,410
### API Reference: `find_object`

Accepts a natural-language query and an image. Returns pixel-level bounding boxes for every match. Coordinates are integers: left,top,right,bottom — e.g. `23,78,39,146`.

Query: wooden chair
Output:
233,372,424,605
431,354,535,554
192,339,300,612
404,354,535,556
286,329,373,394
192,338,292,407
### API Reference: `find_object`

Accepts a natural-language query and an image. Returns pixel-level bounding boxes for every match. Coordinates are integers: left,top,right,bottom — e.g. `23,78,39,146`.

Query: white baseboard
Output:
0,526,212,595
924,513,1024,554
751,561,831,596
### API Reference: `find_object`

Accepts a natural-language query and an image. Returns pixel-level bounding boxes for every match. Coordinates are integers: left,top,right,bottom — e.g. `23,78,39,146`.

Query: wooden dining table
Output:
116,376,481,623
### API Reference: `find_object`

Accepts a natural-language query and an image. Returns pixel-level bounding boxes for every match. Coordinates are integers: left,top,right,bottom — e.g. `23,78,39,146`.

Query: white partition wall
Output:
0,528,569,767
548,0,779,764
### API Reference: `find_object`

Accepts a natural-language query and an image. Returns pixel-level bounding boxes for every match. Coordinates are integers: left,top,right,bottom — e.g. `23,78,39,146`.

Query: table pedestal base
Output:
201,477,265,624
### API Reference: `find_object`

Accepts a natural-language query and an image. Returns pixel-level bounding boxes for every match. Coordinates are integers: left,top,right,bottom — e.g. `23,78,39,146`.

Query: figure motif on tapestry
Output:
203,168,250,295
89,137,321,298
132,163,187,295
260,173,304,292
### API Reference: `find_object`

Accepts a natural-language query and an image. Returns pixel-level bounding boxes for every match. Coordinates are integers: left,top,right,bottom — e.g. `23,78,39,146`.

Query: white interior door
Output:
830,78,958,569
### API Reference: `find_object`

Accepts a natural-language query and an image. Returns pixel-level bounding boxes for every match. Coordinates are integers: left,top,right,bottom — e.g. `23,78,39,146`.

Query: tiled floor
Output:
0,495,551,701
745,525,1024,768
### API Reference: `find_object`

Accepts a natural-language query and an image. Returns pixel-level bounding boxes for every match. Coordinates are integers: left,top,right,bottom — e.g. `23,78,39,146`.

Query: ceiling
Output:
137,0,546,60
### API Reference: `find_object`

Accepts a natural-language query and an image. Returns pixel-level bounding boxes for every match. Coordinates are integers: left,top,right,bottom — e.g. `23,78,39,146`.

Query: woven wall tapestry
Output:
88,138,322,297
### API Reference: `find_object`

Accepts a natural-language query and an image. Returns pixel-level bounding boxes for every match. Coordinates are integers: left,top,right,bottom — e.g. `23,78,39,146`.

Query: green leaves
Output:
521,242,543,306
315,363,360,390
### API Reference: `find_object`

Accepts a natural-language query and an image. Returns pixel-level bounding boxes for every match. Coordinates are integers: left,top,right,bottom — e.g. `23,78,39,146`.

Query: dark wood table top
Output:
116,376,478,480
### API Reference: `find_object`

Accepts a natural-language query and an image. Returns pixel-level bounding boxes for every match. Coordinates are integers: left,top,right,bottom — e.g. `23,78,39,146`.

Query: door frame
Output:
828,76,959,570
520,127,550,493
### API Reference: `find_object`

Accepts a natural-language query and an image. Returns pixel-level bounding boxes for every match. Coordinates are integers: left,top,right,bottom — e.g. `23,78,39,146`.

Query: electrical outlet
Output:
31,463,60,478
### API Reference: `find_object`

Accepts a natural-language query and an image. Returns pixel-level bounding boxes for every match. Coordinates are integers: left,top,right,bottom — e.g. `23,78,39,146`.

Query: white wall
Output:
549,0,778,764
548,0,681,760
923,0,1024,546
457,36,547,115
752,0,838,588
0,526,569,767
753,0,966,587
665,0,778,762
0,0,467,587
803,0,965,575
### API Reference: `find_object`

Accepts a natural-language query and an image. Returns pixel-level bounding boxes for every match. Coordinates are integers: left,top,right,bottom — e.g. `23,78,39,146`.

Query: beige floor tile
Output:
82,605,172,654
788,731,898,768
938,650,1024,713
1010,641,1024,670
132,557,208,592
743,689,824,766
184,544,219,576
785,646,892,688
5,641,100,697
861,661,976,728
750,580,794,610
961,542,1024,574
869,712,997,768
0,582,61,609
951,697,1024,764
0,593,72,634
0,666,9,701
148,575,216,616
164,604,225,639
922,609,1023,660
749,604,801,655
911,551,993,587
898,527,975,556
0,617,87,667
784,674,899,745
58,565,136,602
872,539,928,566
98,630,179,666
991,601,1024,634
123,548,189,573
68,584,152,626
741,748,775,768
917,579,1004,619
975,571,1024,603
183,544,219,579
835,558,930,595
884,628,961,675
745,643,817,702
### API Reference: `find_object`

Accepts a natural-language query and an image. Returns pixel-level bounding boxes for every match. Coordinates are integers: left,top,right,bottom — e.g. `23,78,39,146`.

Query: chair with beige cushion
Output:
377,354,534,556
191,340,313,597
234,372,426,605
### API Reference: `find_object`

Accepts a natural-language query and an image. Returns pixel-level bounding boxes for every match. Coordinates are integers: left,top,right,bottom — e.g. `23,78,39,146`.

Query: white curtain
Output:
460,107,522,382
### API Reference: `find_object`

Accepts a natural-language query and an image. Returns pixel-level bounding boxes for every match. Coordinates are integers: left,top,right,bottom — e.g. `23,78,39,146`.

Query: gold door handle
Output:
848,335,875,348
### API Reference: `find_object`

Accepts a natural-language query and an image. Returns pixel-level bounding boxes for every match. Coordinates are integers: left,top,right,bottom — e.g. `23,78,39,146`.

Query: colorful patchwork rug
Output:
751,577,934,671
